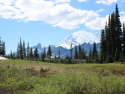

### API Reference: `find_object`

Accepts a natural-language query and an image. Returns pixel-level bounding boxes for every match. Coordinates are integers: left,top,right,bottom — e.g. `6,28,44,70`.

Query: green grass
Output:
1,59,125,94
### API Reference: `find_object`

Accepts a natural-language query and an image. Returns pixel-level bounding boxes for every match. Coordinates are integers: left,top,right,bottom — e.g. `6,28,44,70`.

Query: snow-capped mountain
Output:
55,30,101,49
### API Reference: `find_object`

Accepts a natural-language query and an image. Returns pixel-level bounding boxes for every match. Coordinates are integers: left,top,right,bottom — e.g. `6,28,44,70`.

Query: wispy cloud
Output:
96,8,105,13
121,1,124,2
96,0,118,6
77,0,89,2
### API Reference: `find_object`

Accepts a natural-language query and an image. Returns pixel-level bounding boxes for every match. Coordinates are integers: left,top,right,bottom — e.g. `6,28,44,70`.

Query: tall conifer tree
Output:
70,43,72,59
114,4,122,55
74,46,78,59
123,23,125,59
27,42,30,59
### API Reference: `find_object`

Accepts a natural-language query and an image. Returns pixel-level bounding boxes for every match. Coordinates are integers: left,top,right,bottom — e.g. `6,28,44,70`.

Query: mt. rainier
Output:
56,30,101,49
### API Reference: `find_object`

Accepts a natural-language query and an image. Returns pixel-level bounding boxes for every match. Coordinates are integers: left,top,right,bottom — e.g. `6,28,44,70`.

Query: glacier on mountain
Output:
55,30,100,49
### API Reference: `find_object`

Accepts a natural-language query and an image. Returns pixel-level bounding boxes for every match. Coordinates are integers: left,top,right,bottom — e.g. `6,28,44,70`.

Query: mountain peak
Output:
56,30,100,49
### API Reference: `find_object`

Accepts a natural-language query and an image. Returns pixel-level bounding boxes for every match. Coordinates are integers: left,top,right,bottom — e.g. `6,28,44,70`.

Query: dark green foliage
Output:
30,47,33,58
74,46,78,59
17,43,20,58
34,48,39,58
81,48,86,59
70,43,72,59
44,46,46,58
27,42,30,59
119,52,124,63
110,12,116,58
92,42,97,59
10,50,13,59
114,48,119,62
1,41,6,55
58,50,60,59
41,53,45,62
23,41,26,58
78,44,81,59
47,45,52,58
122,23,125,58
99,29,106,63
88,48,92,63
19,37,23,59
115,4,122,54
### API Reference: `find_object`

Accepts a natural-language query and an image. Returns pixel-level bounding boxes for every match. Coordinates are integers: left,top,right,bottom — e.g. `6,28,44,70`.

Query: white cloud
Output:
77,0,89,2
96,8,105,12
96,0,118,6
121,1,124,2
54,0,71,3
0,0,124,30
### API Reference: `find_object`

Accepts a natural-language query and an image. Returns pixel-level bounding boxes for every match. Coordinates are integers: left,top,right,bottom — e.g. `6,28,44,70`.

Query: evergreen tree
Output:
119,52,124,63
70,43,72,59
110,12,116,58
20,37,23,59
47,45,52,58
10,50,13,59
41,52,45,61
114,48,119,62
122,23,125,59
88,48,92,63
114,4,122,55
34,48,39,58
81,48,86,59
92,41,97,60
23,41,26,58
44,46,46,57
99,29,105,63
17,42,20,58
74,46,78,59
13,52,15,59
1,41,5,55
30,47,33,58
58,50,60,59
27,42,30,59
78,44,81,59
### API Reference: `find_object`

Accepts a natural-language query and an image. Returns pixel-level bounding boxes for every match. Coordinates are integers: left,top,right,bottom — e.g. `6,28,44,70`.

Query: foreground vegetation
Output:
0,59,125,94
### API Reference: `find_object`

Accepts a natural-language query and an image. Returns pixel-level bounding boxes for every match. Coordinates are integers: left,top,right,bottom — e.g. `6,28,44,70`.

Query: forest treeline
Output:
1,4,125,64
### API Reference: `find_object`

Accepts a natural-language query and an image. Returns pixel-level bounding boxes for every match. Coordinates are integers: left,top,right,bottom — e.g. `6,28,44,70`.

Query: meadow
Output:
0,59,125,94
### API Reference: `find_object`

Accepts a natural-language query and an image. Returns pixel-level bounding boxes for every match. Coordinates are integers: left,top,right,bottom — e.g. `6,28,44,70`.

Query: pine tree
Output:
27,42,30,59
88,48,92,63
114,48,119,62
119,52,124,63
92,41,97,60
20,37,23,59
23,41,26,58
74,46,78,59
10,50,13,59
30,47,33,58
34,48,39,58
70,43,72,59
81,48,86,59
17,42,20,58
110,12,116,58
47,45,52,58
13,52,15,59
44,46,46,57
114,4,122,56
58,50,60,59
99,29,105,63
78,44,81,59
1,41,5,55
41,52,45,61
122,23,125,59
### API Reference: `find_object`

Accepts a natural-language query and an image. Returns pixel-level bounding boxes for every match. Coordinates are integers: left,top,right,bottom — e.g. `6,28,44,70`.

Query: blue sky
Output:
0,0,125,55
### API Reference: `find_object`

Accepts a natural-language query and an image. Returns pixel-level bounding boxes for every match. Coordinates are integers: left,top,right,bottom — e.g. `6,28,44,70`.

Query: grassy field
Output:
0,59,125,94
